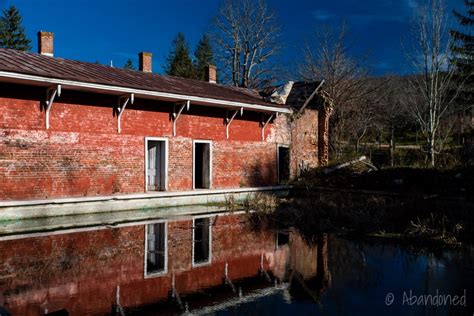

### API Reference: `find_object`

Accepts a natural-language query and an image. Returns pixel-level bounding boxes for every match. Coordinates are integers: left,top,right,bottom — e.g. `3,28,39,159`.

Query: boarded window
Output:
193,217,211,264
146,222,166,275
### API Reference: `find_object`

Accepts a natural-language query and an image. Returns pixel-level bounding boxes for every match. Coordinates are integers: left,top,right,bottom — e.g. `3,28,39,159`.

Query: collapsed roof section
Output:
261,80,325,111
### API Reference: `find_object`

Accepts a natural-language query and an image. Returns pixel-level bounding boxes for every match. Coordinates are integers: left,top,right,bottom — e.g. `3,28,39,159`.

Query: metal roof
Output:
0,48,289,113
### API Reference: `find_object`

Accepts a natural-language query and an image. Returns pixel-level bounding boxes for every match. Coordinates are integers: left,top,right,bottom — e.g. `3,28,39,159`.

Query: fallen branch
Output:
323,156,377,174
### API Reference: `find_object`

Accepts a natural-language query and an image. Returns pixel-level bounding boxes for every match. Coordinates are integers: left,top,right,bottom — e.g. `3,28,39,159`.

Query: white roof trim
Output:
0,71,291,114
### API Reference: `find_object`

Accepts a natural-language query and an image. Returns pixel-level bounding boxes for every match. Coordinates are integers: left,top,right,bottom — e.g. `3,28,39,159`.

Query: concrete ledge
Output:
0,186,290,222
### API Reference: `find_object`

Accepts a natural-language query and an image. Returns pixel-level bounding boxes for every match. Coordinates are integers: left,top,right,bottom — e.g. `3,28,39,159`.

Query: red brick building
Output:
0,32,326,201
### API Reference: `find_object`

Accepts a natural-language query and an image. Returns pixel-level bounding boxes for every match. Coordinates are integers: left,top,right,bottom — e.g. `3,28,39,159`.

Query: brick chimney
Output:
37,31,54,57
205,65,217,83
139,52,152,72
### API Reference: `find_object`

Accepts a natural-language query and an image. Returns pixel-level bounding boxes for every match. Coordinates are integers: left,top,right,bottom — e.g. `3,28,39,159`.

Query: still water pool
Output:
0,212,472,315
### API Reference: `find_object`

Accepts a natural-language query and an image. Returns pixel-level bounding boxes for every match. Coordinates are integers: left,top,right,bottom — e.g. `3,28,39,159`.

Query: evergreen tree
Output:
123,58,135,70
0,6,31,51
164,32,194,78
194,34,215,81
450,0,473,112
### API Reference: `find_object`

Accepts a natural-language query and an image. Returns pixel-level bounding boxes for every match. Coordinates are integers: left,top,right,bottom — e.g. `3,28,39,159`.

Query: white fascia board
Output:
0,71,292,114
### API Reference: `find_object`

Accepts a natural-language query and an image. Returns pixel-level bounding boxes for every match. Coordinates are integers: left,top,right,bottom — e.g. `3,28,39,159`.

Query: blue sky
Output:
1,0,464,76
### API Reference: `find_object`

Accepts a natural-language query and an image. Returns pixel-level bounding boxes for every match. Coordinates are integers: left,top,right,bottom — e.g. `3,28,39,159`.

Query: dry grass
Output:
224,194,240,213
405,213,464,245
243,192,278,213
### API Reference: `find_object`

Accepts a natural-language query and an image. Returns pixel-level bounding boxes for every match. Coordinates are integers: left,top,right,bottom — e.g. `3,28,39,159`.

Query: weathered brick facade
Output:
0,82,319,200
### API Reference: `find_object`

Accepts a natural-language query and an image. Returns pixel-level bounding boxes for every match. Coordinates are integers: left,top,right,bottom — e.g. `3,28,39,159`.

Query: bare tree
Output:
212,0,280,88
348,79,382,154
299,23,373,165
376,76,411,167
406,0,460,167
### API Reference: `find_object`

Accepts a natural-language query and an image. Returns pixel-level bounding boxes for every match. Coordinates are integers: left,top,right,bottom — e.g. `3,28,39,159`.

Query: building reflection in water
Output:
0,212,331,315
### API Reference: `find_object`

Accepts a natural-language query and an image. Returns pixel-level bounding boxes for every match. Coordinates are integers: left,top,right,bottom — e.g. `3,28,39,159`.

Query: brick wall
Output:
268,109,319,179
291,109,319,177
0,213,278,315
0,83,303,200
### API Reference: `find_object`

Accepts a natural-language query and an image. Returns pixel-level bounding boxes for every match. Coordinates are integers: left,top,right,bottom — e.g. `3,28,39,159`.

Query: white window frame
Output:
192,215,213,267
144,220,168,278
192,140,213,190
277,144,290,184
144,137,169,192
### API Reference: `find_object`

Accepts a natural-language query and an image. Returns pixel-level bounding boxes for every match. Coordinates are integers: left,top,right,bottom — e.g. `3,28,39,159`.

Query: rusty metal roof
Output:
0,48,281,108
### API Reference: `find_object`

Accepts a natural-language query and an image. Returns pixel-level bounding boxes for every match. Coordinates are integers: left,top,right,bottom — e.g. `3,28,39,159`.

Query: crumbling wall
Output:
290,109,319,177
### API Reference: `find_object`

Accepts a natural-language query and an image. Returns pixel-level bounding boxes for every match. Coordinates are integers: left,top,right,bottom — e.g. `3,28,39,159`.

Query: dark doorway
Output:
278,146,290,183
277,229,290,247
194,142,211,189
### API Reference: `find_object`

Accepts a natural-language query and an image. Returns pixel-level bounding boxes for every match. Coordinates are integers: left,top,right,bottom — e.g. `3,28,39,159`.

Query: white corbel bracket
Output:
261,113,274,141
225,107,243,139
45,85,61,129
117,94,134,133
172,100,190,136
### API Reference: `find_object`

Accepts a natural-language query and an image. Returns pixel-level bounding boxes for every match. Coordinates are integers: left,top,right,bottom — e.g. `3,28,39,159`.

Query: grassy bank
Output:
240,167,474,247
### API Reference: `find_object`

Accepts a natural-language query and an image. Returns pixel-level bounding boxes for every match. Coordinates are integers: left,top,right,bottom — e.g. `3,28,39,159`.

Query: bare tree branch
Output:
212,0,280,88
298,23,377,160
